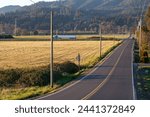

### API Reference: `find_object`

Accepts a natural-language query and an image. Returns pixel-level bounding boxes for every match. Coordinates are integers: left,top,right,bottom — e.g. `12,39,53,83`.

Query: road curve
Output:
37,39,135,100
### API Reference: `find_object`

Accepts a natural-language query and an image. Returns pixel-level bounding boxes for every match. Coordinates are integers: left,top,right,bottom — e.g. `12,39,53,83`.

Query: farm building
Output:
53,35,76,40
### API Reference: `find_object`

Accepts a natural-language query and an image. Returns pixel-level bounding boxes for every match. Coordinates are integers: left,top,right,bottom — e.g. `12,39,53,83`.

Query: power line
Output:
29,0,36,4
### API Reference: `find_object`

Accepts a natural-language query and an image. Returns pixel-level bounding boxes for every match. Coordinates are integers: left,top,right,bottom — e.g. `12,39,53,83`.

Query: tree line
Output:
135,6,150,63
0,6,135,35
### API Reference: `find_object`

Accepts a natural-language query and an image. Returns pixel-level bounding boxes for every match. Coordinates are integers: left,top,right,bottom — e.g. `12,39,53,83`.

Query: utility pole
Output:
14,18,17,36
139,19,142,57
50,11,54,88
99,24,102,58
114,35,115,46
76,53,81,71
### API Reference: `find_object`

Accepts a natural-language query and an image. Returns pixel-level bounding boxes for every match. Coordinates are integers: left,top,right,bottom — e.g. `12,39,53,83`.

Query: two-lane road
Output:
37,39,135,100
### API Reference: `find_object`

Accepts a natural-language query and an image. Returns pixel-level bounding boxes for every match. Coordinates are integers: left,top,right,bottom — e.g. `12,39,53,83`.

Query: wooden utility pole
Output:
139,19,142,57
15,18,17,36
99,24,102,58
76,53,81,71
50,11,53,88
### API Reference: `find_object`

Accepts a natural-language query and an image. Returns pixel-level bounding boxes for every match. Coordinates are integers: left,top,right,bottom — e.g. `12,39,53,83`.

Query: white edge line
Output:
36,42,123,100
132,39,136,100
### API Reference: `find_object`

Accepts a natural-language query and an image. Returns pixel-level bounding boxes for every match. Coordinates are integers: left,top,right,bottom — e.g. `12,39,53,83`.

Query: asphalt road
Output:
37,39,135,100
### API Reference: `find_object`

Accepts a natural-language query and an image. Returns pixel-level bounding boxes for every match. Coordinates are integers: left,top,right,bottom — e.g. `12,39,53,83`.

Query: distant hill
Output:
0,5,21,14
0,0,150,35
1,0,149,14
65,0,150,14
64,0,148,9
1,0,149,15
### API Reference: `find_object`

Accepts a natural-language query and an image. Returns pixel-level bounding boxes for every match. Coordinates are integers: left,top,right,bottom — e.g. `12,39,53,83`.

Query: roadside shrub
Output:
134,42,139,50
0,65,62,88
134,51,140,63
0,34,13,39
141,51,149,63
17,66,62,87
0,69,21,87
59,61,79,74
18,69,47,87
0,61,79,88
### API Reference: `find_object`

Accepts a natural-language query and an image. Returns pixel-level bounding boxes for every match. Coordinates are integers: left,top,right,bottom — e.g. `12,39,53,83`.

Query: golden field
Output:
14,35,49,40
77,34,129,39
0,40,120,69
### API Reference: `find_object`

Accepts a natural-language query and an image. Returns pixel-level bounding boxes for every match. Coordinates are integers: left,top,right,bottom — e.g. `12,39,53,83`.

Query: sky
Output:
0,0,56,8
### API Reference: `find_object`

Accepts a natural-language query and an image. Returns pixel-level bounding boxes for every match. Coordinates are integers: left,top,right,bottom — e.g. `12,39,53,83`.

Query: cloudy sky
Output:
0,0,56,8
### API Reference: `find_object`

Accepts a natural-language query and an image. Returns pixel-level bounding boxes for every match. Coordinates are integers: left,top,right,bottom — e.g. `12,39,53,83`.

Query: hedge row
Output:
0,35,13,39
0,61,79,87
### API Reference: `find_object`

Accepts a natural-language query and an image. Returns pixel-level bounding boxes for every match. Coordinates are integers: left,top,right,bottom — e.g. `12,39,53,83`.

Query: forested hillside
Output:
0,0,149,35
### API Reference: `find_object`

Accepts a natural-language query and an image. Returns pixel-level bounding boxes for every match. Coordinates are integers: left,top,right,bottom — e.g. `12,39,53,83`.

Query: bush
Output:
17,66,62,87
0,66,62,88
0,34,13,39
0,61,79,88
141,51,149,63
134,52,140,63
0,69,21,87
18,69,47,87
59,61,79,74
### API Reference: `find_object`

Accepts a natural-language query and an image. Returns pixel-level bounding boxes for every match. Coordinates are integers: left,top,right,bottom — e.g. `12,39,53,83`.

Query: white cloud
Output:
0,0,55,8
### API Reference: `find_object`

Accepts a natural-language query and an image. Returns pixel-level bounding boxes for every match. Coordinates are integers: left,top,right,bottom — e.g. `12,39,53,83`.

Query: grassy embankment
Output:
134,39,150,99
0,39,122,100
136,67,150,100
77,34,129,40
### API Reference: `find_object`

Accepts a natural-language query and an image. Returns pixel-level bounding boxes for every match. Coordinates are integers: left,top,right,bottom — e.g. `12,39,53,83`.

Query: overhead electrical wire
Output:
29,0,36,4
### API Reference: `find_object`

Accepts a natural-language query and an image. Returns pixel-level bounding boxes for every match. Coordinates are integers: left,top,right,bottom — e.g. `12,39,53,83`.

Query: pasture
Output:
0,40,121,99
0,40,120,69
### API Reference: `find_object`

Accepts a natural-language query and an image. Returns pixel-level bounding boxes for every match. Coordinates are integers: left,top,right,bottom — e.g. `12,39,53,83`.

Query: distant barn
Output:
53,35,76,40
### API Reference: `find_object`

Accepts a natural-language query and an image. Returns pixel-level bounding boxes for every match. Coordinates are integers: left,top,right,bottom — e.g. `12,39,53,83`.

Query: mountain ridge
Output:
64,0,150,10
0,5,21,14
0,0,150,35
1,0,150,13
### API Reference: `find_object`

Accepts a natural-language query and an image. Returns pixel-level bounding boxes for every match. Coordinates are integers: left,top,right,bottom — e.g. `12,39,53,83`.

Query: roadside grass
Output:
102,34,129,39
0,86,58,100
136,67,150,100
0,71,81,100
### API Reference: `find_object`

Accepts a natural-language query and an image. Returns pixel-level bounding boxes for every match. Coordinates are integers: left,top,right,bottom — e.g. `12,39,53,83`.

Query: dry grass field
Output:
14,35,49,40
0,41,120,69
76,34,129,39
0,40,121,99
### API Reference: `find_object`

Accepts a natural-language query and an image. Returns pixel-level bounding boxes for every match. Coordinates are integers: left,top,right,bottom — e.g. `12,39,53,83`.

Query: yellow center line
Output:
82,40,130,100
36,41,123,100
